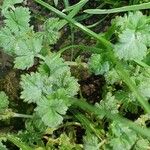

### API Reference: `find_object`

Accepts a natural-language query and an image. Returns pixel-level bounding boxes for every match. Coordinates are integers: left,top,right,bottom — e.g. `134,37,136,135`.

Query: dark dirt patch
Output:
79,75,105,104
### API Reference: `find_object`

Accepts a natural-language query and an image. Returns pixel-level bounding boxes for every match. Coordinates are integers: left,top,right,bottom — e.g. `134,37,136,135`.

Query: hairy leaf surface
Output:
35,96,68,127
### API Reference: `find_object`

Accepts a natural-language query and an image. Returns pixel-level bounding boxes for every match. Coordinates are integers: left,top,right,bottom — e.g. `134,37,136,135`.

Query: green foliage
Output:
114,11,150,60
4,7,31,33
0,92,9,112
1,0,23,15
138,75,150,99
88,54,109,75
21,53,79,127
1,0,150,149
58,134,80,150
83,132,100,150
0,141,8,150
40,18,61,45
95,92,119,119
108,122,137,150
36,96,68,127
0,1,60,69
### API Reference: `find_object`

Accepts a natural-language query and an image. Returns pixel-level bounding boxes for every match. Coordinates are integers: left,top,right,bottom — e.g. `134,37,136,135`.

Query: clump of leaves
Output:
0,0,150,149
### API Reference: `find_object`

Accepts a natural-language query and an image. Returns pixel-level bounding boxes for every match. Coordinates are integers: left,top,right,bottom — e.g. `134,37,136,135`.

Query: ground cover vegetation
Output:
0,0,150,149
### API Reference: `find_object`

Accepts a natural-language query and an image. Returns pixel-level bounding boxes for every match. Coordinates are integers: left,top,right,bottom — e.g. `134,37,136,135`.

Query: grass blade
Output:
84,2,150,14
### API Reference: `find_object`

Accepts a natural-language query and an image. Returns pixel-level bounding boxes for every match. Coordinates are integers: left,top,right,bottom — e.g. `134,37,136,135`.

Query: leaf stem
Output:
13,113,33,118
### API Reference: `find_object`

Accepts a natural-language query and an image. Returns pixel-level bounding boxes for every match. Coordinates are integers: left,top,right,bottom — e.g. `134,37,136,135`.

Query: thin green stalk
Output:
134,59,150,68
13,113,33,118
75,3,105,22
58,44,102,54
63,0,69,8
86,15,108,28
66,61,88,68
62,0,88,12
70,25,75,61
58,0,88,29
84,2,150,14
71,109,103,140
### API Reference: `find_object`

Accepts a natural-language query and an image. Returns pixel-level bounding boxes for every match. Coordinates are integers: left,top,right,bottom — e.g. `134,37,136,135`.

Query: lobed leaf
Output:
114,11,150,61
0,92,9,112
1,0,23,15
4,7,31,33
83,132,100,150
114,29,147,60
0,141,8,150
35,96,68,127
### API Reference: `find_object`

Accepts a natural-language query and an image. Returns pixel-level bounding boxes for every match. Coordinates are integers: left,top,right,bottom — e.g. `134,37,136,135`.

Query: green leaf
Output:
0,141,8,150
41,53,70,76
14,55,35,70
115,91,138,113
83,132,100,150
135,138,150,150
39,54,79,97
114,11,150,61
0,92,9,111
114,29,147,60
14,37,42,69
18,114,46,146
105,68,120,84
42,18,61,45
54,0,58,6
5,134,33,150
114,11,148,32
95,92,119,119
1,0,23,15
20,72,49,103
35,96,68,127
108,122,137,150
0,27,16,55
138,76,150,99
88,54,109,75
59,134,76,150
4,7,31,33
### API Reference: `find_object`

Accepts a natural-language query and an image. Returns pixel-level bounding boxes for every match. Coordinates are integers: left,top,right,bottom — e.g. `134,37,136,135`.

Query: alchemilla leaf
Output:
42,18,61,45
14,37,42,69
39,54,79,97
20,72,48,103
114,11,150,61
4,7,31,33
95,92,119,119
83,132,100,150
114,29,147,60
0,27,16,55
0,141,8,150
35,96,68,127
0,91,9,111
138,76,150,99
108,122,137,150
1,0,23,15
114,11,148,32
